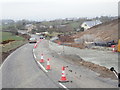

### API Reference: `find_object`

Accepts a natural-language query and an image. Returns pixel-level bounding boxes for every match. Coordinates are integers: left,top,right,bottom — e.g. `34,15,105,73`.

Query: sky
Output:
0,0,119,21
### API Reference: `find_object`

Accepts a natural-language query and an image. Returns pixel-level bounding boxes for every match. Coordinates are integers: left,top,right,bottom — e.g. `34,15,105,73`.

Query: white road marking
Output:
32,49,48,72
59,83,68,89
0,61,4,70
37,61,48,72
113,71,118,78
33,49,35,53
33,54,37,59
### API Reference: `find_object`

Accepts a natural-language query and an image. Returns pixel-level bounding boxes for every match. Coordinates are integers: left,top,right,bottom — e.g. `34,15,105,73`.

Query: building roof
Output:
84,20,102,28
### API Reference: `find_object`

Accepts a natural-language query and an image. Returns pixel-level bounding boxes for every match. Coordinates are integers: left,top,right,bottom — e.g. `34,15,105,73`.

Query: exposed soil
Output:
73,19,119,42
61,54,117,80
54,40,86,49
1,42,27,63
19,33,31,40
56,19,119,50
59,35,74,42
1,40,15,44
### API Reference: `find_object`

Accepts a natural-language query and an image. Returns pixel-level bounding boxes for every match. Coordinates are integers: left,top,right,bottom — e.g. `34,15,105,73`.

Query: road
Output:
1,43,58,88
1,35,118,88
32,37,118,88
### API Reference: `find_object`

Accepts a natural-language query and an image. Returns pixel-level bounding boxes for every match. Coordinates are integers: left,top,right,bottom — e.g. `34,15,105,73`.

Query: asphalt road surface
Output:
33,39,118,88
1,35,118,88
1,43,59,88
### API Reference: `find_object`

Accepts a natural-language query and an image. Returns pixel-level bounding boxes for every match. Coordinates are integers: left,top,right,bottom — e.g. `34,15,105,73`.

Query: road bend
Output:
1,43,58,88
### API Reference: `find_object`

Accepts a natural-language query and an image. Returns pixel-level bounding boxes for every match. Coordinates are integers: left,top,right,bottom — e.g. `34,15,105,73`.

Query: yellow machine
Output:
118,39,120,52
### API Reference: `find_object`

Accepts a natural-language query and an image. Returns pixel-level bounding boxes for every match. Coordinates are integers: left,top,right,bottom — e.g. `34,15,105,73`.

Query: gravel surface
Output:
49,41,118,72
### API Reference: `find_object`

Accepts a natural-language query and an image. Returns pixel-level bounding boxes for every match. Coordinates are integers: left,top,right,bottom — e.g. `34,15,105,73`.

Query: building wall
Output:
81,22,90,31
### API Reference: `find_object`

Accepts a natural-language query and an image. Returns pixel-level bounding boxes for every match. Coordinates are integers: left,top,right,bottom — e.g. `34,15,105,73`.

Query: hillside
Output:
73,19,119,43
38,16,117,34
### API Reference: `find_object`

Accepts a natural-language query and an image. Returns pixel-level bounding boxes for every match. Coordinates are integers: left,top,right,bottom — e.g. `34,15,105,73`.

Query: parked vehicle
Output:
94,40,117,47
40,36,45,39
29,38,37,43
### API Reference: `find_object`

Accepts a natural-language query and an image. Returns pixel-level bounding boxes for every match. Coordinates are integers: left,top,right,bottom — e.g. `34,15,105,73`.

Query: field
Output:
1,32,27,52
2,41,26,52
0,31,28,65
1,32,24,42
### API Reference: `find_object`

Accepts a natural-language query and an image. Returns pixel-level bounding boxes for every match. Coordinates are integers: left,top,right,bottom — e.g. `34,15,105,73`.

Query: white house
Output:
81,20,102,31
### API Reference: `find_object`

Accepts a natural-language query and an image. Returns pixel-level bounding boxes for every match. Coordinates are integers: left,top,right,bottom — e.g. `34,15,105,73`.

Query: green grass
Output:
0,25,2,30
2,41,26,52
69,22,80,28
49,32,63,36
1,32,24,42
0,31,27,53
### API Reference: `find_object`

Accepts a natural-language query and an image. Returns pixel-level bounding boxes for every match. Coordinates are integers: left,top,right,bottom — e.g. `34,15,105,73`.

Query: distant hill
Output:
39,16,117,33
1,19,15,25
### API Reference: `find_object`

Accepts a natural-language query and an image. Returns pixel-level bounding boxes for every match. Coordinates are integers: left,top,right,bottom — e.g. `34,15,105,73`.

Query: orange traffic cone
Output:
46,58,51,70
34,43,37,48
39,39,42,43
40,54,44,63
111,45,116,52
59,66,69,83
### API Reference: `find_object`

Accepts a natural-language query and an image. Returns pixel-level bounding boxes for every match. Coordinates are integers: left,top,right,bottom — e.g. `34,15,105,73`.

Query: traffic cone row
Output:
34,43,38,48
39,54,51,70
34,39,43,48
37,38,69,83
38,39,42,43
39,53,68,82
40,54,44,63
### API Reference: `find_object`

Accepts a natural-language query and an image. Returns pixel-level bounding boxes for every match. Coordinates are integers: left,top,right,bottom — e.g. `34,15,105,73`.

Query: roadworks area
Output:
49,41,118,80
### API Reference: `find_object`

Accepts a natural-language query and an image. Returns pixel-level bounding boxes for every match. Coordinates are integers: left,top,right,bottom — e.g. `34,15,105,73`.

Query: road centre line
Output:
59,83,68,89
37,61,48,72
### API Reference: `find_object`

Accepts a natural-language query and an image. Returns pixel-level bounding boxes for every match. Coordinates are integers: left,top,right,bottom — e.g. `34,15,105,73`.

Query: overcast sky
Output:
0,0,119,21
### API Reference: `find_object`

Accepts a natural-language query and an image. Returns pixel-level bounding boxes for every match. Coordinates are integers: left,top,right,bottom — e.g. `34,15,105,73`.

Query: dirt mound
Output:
1,40,15,44
59,35,74,42
19,34,31,40
62,54,117,80
73,19,119,42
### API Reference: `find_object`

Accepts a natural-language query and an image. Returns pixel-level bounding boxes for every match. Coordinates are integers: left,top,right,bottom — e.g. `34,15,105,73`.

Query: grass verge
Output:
0,31,30,66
